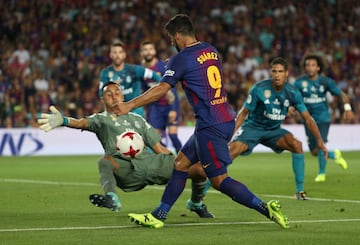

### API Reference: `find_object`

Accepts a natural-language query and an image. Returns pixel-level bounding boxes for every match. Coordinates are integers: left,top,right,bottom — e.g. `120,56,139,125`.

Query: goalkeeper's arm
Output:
37,105,89,132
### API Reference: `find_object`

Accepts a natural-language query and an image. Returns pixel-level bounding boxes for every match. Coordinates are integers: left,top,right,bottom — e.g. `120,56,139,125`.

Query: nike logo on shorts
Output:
203,163,211,169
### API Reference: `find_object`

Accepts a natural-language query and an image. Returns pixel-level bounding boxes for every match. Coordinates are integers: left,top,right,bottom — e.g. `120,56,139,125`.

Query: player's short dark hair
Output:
141,40,154,47
140,40,155,51
111,40,126,49
301,53,325,74
270,57,288,71
165,14,194,36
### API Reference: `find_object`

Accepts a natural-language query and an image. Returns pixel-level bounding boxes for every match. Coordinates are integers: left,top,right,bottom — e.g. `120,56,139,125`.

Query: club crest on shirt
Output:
264,90,271,98
108,72,120,84
301,81,308,92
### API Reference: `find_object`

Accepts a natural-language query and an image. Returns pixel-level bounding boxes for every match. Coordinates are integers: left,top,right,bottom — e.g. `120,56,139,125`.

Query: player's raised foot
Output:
266,200,289,229
314,174,326,182
295,191,308,200
186,199,215,218
128,213,164,228
334,149,348,170
89,192,121,212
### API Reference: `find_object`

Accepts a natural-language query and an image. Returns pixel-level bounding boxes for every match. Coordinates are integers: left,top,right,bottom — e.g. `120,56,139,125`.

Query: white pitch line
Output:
259,194,360,204
0,178,98,187
1,178,360,204
1,218,360,233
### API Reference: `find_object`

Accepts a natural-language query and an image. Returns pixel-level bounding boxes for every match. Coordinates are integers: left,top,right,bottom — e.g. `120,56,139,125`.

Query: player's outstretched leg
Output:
219,176,290,228
89,192,121,212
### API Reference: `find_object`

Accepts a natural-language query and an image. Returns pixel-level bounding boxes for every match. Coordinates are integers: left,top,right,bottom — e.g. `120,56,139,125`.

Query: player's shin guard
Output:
292,153,305,193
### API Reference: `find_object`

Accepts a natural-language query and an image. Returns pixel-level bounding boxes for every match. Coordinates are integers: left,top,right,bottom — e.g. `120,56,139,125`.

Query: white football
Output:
116,131,145,159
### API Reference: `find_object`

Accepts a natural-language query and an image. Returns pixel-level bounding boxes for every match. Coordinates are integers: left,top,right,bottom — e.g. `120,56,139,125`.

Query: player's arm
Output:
117,82,171,114
37,106,89,132
287,106,302,122
328,78,354,121
234,106,249,133
338,92,354,121
66,117,89,129
151,142,173,155
142,66,175,104
300,110,328,158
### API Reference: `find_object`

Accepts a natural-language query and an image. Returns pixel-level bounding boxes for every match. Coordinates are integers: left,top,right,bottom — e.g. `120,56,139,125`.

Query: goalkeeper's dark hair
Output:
101,82,118,93
301,53,325,74
165,14,195,36
270,57,288,71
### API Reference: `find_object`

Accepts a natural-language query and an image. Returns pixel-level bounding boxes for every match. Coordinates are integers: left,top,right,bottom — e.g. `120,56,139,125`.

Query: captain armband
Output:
344,103,352,111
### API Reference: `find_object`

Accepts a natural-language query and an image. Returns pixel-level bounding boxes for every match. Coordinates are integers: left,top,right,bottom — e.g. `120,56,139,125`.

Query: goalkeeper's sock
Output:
292,153,305,193
317,150,327,174
152,169,188,220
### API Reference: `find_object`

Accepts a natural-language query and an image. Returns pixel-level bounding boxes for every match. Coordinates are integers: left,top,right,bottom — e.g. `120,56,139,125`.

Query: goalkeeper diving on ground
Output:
37,82,214,218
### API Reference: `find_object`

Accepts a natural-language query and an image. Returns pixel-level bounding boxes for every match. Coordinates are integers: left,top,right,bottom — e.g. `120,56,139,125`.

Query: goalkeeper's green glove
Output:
37,106,68,132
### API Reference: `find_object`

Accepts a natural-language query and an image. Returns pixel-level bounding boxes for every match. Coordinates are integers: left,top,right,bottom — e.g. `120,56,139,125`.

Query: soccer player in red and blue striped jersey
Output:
118,14,289,229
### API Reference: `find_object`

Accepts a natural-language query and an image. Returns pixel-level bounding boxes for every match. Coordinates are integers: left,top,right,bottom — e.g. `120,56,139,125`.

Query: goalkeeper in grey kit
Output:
38,82,213,218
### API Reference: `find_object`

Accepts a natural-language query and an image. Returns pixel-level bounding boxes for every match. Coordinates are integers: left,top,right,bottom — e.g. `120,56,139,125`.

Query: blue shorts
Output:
232,124,290,155
181,121,234,178
147,104,179,130
305,122,329,151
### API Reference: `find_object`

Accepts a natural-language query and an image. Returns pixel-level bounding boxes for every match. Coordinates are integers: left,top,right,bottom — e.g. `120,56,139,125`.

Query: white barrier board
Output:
0,125,359,156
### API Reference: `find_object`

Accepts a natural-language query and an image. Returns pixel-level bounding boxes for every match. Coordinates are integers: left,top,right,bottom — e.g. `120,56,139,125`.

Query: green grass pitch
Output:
1,152,359,244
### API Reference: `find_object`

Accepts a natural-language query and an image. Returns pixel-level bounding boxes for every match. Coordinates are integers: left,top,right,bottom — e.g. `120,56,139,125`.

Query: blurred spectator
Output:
0,0,359,127
8,42,30,71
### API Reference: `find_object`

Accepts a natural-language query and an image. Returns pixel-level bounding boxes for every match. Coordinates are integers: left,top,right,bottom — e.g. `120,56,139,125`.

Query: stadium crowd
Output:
1,0,360,128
